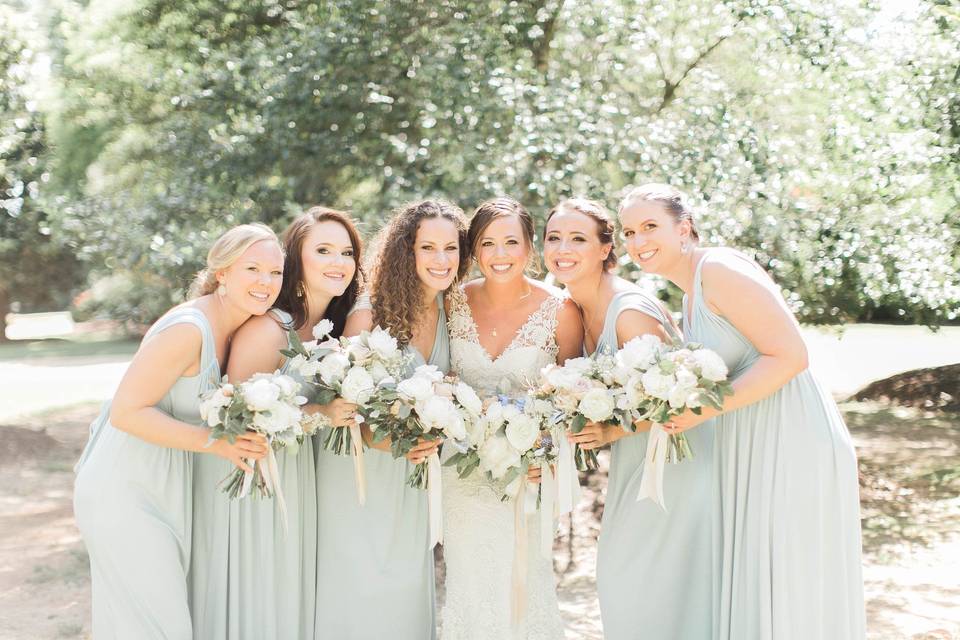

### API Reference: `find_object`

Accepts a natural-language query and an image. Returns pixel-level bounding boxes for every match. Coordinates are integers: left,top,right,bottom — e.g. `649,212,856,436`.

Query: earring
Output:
217,283,227,296
680,241,690,255
296,282,305,298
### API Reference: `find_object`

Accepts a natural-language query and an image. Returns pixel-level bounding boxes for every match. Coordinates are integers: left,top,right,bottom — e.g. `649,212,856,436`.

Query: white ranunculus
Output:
617,334,663,371
242,377,282,412
578,388,616,422
641,369,675,401
505,413,540,453
479,434,522,479
396,376,434,403
340,367,376,404
454,382,483,416
312,318,335,340
318,352,351,385
367,327,400,360
693,349,728,382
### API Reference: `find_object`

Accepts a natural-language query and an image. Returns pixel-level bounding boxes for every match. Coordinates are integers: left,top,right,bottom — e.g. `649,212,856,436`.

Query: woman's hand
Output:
568,421,628,450
663,407,717,434
211,432,269,472
406,437,441,465
526,464,543,484
317,398,359,428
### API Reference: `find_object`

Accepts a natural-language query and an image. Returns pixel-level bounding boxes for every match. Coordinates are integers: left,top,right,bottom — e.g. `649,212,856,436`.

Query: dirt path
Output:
0,402,957,639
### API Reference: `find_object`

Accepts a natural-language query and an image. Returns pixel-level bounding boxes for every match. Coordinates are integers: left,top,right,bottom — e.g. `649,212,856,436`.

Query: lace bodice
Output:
446,286,563,397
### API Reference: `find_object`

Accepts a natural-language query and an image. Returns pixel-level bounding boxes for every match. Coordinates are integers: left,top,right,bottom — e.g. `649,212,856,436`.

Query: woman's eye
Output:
272,270,283,276
317,248,329,254
545,235,558,242
507,239,519,245
623,230,634,237
644,224,657,231
344,250,354,257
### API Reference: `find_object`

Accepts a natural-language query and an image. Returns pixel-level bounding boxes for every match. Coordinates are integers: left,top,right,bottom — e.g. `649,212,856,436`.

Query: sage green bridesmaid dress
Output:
684,249,865,640
591,288,715,640
313,296,446,639
74,306,218,639
190,309,318,639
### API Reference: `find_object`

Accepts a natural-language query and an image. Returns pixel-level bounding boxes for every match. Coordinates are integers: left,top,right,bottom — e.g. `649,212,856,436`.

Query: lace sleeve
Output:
445,286,477,342
348,293,372,316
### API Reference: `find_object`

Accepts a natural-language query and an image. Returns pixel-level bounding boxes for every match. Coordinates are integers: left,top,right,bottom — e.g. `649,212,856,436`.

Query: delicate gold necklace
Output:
490,284,533,337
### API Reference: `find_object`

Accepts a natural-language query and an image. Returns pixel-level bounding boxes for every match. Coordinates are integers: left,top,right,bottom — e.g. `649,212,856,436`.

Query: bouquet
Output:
200,372,320,527
611,335,733,508
532,356,635,471
282,319,407,504
445,393,559,500
361,364,482,547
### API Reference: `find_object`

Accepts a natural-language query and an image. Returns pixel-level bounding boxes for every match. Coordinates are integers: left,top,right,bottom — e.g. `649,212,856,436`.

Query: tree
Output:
0,6,85,340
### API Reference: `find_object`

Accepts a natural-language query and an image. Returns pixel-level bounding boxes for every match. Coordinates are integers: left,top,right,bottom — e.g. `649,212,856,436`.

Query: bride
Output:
441,197,583,639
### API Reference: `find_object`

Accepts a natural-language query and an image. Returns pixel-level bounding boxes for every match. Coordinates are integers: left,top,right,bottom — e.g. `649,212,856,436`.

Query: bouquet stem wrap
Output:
237,446,289,533
511,478,529,633
427,451,443,548
349,424,366,506
636,422,668,509
555,434,581,516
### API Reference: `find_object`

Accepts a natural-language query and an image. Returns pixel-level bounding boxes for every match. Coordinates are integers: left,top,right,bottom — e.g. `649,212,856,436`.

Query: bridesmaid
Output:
618,184,865,639
191,208,363,638
314,199,470,640
543,198,713,639
73,224,278,639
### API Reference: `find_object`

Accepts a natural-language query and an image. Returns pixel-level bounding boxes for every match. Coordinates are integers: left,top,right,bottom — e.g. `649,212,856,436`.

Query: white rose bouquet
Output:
612,336,733,508
281,321,407,505
361,364,481,548
532,356,635,471
199,372,319,523
445,394,560,501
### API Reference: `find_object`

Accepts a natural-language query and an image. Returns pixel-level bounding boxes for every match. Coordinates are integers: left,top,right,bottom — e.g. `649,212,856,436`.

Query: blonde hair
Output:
188,223,281,298
618,183,700,241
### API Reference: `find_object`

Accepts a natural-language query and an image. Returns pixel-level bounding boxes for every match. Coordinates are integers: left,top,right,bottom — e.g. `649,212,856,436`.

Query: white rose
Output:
367,327,400,360
612,364,634,386
479,434,522,479
413,364,444,382
484,401,506,430
254,400,302,434
369,362,391,384
200,386,232,427
299,358,322,378
685,391,703,409
624,374,648,409
693,349,728,382
675,368,698,390
668,384,695,409
545,366,582,391
340,367,375,404
641,369,675,401
454,382,483,416
617,334,663,371
242,377,281,412
274,374,299,398
318,352,351,385
564,357,594,374
578,388,616,422
417,396,465,439
505,413,540,453
345,338,371,361
396,376,434,403
312,318,335,340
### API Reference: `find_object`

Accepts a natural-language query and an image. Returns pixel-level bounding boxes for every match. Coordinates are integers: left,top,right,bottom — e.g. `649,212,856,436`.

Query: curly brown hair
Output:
368,200,470,346
274,207,364,338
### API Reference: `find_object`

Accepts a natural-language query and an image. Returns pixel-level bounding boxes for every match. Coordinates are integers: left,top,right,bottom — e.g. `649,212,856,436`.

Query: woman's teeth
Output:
491,264,512,273
249,291,269,301
555,260,575,269
324,272,345,279
428,268,451,278
637,249,657,261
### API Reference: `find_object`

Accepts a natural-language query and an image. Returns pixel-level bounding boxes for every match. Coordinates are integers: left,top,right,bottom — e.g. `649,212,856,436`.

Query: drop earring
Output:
217,282,227,296
296,282,305,298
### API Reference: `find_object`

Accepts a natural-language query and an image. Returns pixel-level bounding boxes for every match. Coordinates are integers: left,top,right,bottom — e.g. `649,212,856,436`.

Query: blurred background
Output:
0,0,958,638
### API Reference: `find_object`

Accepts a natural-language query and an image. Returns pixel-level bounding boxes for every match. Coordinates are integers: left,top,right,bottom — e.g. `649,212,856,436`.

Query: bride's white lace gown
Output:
440,286,566,640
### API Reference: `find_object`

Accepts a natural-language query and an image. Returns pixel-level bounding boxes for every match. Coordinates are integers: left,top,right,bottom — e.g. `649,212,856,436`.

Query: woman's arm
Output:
667,256,808,432
109,322,266,471
555,298,585,364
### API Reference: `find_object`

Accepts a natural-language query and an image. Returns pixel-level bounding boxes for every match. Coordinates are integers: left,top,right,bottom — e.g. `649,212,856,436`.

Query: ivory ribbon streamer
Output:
636,422,668,509
511,478,529,633
349,424,366,506
555,433,582,516
239,445,290,533
539,464,558,559
427,452,443,548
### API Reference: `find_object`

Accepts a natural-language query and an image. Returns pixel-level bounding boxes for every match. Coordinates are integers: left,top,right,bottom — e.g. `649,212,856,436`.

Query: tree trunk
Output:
0,288,9,342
